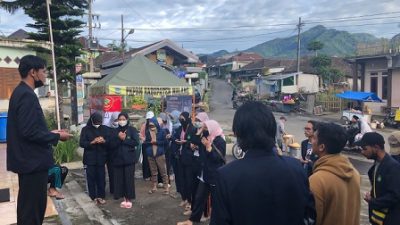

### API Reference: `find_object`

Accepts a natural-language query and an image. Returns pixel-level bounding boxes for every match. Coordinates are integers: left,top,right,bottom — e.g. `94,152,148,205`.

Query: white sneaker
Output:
157,183,164,188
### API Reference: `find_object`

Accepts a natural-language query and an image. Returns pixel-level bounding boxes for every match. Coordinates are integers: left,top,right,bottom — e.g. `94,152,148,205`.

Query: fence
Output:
316,93,346,112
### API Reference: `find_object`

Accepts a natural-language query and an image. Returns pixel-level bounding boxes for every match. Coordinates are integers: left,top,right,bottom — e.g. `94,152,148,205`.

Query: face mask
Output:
194,122,202,128
93,124,100,128
179,119,185,124
111,122,119,128
118,120,128,127
203,130,209,137
33,75,44,88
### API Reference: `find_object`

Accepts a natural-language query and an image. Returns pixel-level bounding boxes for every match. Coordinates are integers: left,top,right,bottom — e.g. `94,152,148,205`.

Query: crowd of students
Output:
78,109,226,221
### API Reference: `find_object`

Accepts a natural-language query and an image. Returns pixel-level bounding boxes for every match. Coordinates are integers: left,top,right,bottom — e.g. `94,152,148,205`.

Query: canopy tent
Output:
335,91,382,102
90,54,191,97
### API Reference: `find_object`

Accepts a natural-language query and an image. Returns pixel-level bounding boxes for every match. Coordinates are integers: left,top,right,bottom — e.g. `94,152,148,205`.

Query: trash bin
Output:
0,112,7,143
288,142,301,159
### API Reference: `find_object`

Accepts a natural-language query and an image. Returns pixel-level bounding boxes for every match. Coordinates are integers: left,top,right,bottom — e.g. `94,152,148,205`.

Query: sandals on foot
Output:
120,201,127,208
148,188,157,194
96,198,106,205
124,201,132,209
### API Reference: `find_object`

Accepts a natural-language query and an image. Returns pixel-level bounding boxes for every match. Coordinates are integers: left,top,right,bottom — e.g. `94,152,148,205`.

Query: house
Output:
0,35,51,111
206,52,264,78
230,58,294,80
262,72,319,95
348,53,400,112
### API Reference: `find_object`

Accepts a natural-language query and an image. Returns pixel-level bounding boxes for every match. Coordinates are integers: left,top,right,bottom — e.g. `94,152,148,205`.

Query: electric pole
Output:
296,17,304,73
88,0,94,73
121,14,125,61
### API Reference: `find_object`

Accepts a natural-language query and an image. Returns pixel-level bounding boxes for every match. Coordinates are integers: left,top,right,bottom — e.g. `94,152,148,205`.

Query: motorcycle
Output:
383,110,400,129
232,141,245,159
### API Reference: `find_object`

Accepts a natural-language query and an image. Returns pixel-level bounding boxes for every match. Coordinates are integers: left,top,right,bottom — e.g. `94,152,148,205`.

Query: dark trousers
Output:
17,171,48,225
182,163,193,203
172,155,183,195
141,144,152,179
106,160,114,194
191,157,201,208
190,181,215,222
113,164,135,200
86,165,106,200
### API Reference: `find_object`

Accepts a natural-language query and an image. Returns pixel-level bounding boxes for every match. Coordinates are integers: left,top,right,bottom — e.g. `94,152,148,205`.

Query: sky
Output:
1,0,400,55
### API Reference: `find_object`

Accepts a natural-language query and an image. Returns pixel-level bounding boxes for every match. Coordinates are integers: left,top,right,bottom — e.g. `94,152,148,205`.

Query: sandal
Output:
55,193,65,200
120,201,127,208
184,204,191,211
125,201,132,209
96,198,106,205
148,188,157,194
163,188,170,195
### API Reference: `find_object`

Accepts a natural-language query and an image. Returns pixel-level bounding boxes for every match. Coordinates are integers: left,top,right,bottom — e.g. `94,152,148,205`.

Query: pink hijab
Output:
204,120,225,143
196,112,209,122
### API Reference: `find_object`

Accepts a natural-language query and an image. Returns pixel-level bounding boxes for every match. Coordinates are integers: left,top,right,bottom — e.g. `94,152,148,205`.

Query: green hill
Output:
245,25,381,58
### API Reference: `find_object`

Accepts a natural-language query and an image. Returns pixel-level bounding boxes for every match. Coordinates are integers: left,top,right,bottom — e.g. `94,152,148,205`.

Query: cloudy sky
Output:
1,0,400,54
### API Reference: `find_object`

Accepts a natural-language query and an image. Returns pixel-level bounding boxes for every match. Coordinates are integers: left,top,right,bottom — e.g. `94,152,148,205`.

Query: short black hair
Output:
316,122,347,154
233,101,276,151
307,120,318,131
18,55,46,78
352,115,359,120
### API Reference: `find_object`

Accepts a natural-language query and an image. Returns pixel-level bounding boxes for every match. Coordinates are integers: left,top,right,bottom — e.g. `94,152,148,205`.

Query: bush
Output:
53,133,79,164
44,111,57,130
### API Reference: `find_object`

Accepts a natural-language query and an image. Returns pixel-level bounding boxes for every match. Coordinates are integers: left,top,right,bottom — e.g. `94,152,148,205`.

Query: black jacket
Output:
79,124,109,166
170,125,182,159
7,82,60,174
111,125,139,166
180,124,198,166
210,149,312,225
367,154,400,225
201,136,226,185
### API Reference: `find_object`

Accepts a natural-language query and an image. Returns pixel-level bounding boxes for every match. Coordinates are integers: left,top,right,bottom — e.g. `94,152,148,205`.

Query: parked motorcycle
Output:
383,110,400,129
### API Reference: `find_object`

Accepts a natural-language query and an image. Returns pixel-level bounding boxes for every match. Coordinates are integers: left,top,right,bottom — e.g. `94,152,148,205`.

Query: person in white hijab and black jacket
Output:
110,112,139,209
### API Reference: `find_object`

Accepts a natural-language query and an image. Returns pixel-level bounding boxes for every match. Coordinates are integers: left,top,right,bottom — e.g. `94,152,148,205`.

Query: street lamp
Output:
121,28,134,62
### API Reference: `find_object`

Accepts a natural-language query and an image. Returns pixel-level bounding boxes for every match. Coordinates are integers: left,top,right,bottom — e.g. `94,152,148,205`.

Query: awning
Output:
335,91,382,102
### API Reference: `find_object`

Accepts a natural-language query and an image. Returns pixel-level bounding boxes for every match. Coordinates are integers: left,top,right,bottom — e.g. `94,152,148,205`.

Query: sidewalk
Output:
0,144,58,225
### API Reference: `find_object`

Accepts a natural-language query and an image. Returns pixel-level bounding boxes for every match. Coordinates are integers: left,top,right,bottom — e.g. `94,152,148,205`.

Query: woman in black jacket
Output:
112,112,139,209
79,112,109,204
178,120,226,225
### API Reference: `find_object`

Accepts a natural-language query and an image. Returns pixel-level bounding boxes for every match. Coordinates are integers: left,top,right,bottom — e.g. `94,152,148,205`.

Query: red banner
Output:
103,95,122,112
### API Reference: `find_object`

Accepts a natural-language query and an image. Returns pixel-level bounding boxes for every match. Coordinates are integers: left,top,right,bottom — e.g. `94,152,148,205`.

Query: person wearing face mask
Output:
169,110,184,199
111,113,139,208
104,113,119,194
159,112,173,186
177,120,226,225
79,112,109,204
140,111,155,180
144,116,169,194
7,55,72,225
177,112,198,214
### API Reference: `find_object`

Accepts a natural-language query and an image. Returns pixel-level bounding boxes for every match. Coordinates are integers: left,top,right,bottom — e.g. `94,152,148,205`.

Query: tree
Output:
1,0,88,127
310,55,344,84
307,40,324,56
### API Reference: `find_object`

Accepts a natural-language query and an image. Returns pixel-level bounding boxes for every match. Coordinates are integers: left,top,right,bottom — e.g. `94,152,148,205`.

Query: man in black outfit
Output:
357,132,400,225
7,55,71,225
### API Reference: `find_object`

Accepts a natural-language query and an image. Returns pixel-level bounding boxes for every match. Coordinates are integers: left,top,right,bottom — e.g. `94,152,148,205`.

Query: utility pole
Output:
88,0,94,73
121,14,125,61
296,17,304,73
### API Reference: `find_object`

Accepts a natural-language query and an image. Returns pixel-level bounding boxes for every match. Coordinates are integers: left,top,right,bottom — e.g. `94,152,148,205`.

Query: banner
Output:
165,95,192,113
109,86,127,95
104,95,122,112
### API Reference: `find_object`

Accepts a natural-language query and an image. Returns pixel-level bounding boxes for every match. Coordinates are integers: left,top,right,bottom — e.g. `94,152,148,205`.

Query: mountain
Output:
245,25,382,59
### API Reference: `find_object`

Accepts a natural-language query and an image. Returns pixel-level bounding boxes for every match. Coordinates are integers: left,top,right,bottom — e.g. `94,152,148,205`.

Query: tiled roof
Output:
7,29,29,39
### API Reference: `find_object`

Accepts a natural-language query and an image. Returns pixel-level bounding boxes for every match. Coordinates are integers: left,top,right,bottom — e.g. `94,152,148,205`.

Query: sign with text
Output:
165,95,192,113
76,75,84,123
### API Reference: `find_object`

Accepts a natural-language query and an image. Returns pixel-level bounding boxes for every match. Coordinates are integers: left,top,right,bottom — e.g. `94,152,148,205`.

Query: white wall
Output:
298,74,319,93
392,70,400,108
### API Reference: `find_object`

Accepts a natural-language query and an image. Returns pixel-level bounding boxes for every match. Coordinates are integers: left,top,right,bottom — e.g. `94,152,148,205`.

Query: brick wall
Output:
0,67,21,100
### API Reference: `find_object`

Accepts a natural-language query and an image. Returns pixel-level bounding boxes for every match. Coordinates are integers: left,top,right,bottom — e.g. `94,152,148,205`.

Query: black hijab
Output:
180,111,192,131
117,112,130,132
87,112,102,127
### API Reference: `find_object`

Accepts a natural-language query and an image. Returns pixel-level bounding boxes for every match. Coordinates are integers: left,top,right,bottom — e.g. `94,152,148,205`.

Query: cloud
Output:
1,0,400,54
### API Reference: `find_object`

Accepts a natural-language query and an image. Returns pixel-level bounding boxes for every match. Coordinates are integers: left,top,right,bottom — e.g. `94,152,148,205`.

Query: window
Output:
370,72,378,76
283,76,294,86
370,77,378,94
382,71,388,76
382,76,388,100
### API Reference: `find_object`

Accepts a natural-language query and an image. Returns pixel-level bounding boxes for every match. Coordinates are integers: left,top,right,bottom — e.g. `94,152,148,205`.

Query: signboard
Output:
104,95,122,112
76,75,84,123
165,95,192,113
